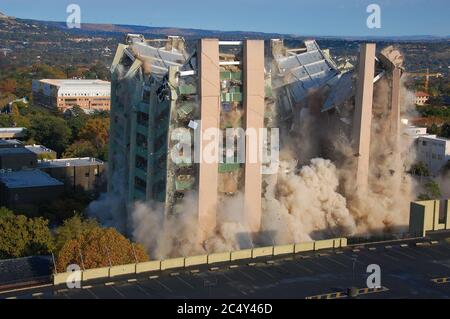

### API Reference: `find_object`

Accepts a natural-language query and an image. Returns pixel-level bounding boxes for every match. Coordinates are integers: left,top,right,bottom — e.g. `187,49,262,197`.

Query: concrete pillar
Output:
243,40,265,233
390,67,401,140
353,43,376,193
197,39,220,237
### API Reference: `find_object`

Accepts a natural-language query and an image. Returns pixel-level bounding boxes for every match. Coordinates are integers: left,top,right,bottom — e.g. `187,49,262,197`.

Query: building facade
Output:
32,79,111,112
415,91,430,105
416,135,450,175
38,157,106,192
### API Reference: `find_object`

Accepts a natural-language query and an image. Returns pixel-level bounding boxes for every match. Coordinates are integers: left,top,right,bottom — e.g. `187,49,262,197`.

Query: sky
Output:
1,0,449,37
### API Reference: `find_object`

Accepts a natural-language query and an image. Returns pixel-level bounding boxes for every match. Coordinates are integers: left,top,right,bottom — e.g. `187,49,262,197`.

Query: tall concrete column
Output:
198,39,220,238
243,40,265,233
390,67,401,140
353,43,376,193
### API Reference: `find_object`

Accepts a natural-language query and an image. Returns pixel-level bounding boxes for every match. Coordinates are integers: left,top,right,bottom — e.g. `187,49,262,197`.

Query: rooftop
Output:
415,91,430,97
25,144,55,155
37,157,104,168
0,139,23,148
0,147,35,156
0,127,25,133
37,79,110,87
0,169,63,188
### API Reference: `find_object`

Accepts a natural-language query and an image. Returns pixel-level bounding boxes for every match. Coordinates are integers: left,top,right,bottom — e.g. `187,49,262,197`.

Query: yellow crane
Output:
407,68,443,93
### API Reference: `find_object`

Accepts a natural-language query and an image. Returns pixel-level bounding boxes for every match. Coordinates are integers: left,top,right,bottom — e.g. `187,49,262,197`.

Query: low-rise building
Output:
38,157,106,192
32,79,111,113
24,144,56,160
0,127,25,139
0,147,37,170
416,134,450,175
415,91,430,105
0,169,64,211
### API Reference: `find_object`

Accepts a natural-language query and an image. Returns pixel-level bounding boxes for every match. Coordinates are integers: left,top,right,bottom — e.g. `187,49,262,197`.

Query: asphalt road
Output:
1,236,450,299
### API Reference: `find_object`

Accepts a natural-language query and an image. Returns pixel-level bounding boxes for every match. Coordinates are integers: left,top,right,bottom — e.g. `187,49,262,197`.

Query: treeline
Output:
0,209,148,272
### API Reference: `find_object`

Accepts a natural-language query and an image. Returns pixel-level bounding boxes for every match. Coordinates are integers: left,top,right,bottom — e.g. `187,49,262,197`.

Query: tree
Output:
54,215,99,252
0,214,54,259
410,161,430,177
418,180,442,201
441,123,450,138
29,115,72,155
428,123,440,135
56,227,149,272
63,140,97,158
79,117,109,151
0,79,17,94
0,207,14,218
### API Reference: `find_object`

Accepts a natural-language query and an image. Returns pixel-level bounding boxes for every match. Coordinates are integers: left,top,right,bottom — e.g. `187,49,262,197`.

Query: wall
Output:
53,237,347,285
409,199,450,236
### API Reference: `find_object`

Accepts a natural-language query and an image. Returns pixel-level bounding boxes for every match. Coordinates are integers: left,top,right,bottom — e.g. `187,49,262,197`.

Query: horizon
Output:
1,0,449,38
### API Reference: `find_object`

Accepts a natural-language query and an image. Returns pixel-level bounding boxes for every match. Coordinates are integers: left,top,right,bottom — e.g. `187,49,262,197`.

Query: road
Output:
1,236,450,299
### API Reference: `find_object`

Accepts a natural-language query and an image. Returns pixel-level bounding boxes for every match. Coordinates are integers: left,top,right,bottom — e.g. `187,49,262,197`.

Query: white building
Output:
32,79,111,112
416,134,450,175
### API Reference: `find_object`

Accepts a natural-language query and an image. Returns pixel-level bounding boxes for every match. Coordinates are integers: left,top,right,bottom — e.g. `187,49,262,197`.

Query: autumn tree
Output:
56,226,149,272
0,213,54,259
63,140,97,158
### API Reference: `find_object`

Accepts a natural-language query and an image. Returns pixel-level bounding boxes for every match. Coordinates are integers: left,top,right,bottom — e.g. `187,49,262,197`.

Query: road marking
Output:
430,240,439,245
209,267,220,271
149,275,159,279
154,279,173,293
352,249,360,253
253,266,276,279
431,277,450,284
6,296,17,299
176,276,195,289
306,286,389,299
266,260,275,264
385,245,392,249
57,288,69,293
170,272,180,276
400,244,408,247
105,282,115,286
110,285,126,298
190,269,200,273
248,262,256,266
229,265,239,269
324,256,349,269
368,247,377,251
32,292,44,297
127,278,137,282
82,285,92,289
0,283,53,295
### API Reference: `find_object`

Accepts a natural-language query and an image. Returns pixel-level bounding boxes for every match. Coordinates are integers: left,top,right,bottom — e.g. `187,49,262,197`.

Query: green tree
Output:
54,215,99,252
29,115,72,155
410,161,430,177
63,140,97,158
0,214,54,259
440,123,450,138
418,180,442,200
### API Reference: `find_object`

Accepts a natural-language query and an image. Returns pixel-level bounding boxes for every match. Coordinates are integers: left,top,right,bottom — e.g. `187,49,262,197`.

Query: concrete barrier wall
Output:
252,246,274,258
54,272,74,285
273,244,294,256
54,237,349,285
294,241,314,253
314,239,335,251
161,257,185,270
136,260,161,274
231,249,252,261
109,263,136,277
208,252,231,264
82,267,110,281
185,255,208,267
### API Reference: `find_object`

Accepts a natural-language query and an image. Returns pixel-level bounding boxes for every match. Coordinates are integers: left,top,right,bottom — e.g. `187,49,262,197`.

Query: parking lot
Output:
2,237,450,299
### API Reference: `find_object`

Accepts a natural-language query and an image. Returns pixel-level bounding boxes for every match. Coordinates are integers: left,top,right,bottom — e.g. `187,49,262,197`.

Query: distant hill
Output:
12,16,449,42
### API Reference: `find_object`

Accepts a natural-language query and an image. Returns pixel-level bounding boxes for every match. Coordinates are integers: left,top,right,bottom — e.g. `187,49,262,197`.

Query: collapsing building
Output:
108,34,404,243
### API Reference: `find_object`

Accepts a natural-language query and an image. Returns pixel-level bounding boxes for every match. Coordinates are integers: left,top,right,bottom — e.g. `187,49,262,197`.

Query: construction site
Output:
102,33,445,260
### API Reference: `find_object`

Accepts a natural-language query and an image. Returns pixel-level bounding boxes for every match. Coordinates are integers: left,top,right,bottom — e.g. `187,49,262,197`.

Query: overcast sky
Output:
1,0,449,36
